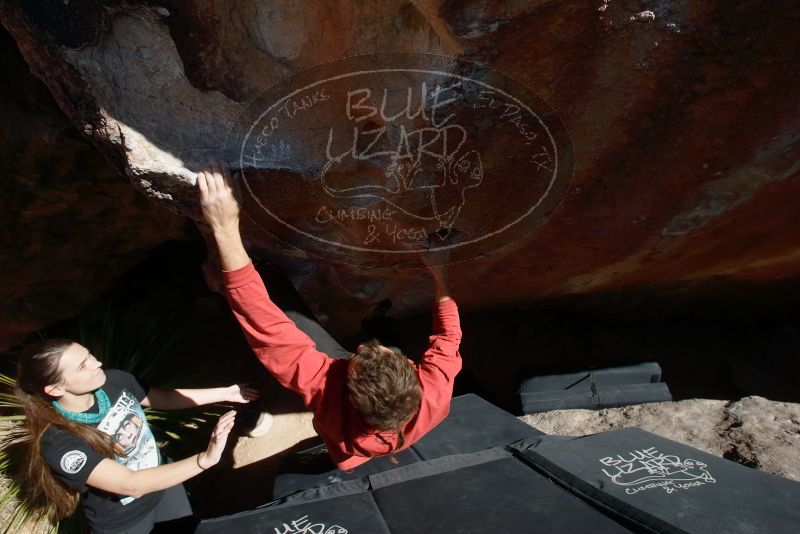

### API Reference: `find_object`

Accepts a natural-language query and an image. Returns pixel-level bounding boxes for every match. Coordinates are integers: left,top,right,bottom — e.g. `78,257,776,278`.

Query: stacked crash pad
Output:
196,393,800,533
519,362,673,413
196,449,636,534
197,394,630,534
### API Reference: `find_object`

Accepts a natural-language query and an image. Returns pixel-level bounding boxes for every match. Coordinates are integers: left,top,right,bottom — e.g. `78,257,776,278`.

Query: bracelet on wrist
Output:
196,454,208,471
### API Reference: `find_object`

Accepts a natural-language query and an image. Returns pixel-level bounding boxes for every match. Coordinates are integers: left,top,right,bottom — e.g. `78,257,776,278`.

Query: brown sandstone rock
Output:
520,396,800,482
0,1,798,340
0,26,184,350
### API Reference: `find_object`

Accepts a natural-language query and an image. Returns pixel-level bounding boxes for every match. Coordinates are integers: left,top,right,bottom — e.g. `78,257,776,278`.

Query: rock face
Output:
0,26,184,350
521,396,800,482
1,1,799,337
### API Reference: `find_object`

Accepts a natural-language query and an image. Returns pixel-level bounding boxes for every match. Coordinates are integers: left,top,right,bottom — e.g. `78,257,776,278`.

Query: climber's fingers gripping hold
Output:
197,161,241,232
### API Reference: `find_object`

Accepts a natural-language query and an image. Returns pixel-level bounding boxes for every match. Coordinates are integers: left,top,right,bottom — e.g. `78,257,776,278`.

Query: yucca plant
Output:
0,292,226,533
0,372,49,533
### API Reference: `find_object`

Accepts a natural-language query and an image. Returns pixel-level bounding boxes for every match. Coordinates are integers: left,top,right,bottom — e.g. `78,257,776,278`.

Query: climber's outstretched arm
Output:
196,162,331,410
197,161,249,271
419,235,454,303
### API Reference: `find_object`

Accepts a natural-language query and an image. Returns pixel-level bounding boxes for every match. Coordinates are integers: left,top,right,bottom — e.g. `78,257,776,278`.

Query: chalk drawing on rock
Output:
228,54,573,267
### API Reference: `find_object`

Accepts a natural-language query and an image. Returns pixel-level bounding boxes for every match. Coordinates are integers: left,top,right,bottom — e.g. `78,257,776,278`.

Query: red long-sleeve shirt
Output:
224,262,462,471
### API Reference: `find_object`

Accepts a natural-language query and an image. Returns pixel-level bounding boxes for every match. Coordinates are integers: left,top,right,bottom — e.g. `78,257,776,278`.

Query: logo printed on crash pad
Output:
274,514,347,534
599,446,716,495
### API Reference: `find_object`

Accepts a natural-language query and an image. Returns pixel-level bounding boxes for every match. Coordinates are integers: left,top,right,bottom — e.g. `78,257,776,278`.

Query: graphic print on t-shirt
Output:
96,389,159,504
60,450,88,474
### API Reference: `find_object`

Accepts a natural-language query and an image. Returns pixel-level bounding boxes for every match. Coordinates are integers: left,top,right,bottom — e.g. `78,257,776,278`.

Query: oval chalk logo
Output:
228,54,573,267
60,450,88,474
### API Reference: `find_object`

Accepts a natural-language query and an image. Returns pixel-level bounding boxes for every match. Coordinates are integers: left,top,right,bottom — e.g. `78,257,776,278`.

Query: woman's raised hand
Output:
198,410,236,469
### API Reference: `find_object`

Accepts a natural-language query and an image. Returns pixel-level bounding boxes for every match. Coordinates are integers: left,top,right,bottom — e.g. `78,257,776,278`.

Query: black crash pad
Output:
195,480,390,534
371,448,634,534
273,447,423,499
273,393,543,498
520,363,672,413
199,448,635,534
410,393,544,459
512,428,800,534
520,383,672,412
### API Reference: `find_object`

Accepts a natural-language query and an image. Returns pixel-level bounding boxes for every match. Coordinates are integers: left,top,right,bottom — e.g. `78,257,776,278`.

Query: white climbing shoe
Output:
246,411,274,438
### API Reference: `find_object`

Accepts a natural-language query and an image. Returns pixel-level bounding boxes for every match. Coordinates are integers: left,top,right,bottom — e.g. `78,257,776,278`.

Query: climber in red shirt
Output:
196,162,462,471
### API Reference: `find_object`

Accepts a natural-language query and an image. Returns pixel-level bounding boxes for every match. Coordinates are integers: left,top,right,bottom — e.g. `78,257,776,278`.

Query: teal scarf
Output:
52,388,111,424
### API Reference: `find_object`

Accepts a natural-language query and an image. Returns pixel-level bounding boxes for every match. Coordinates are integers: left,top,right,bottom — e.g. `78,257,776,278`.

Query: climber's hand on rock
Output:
418,229,464,302
419,245,450,274
197,161,241,234
197,162,250,271
419,228,466,272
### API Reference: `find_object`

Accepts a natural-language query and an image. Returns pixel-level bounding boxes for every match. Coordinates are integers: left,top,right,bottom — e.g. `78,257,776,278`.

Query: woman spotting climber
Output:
14,339,257,533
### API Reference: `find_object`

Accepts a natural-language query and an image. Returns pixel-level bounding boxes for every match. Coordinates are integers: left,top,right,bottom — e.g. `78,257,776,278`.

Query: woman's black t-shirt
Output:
40,370,164,532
